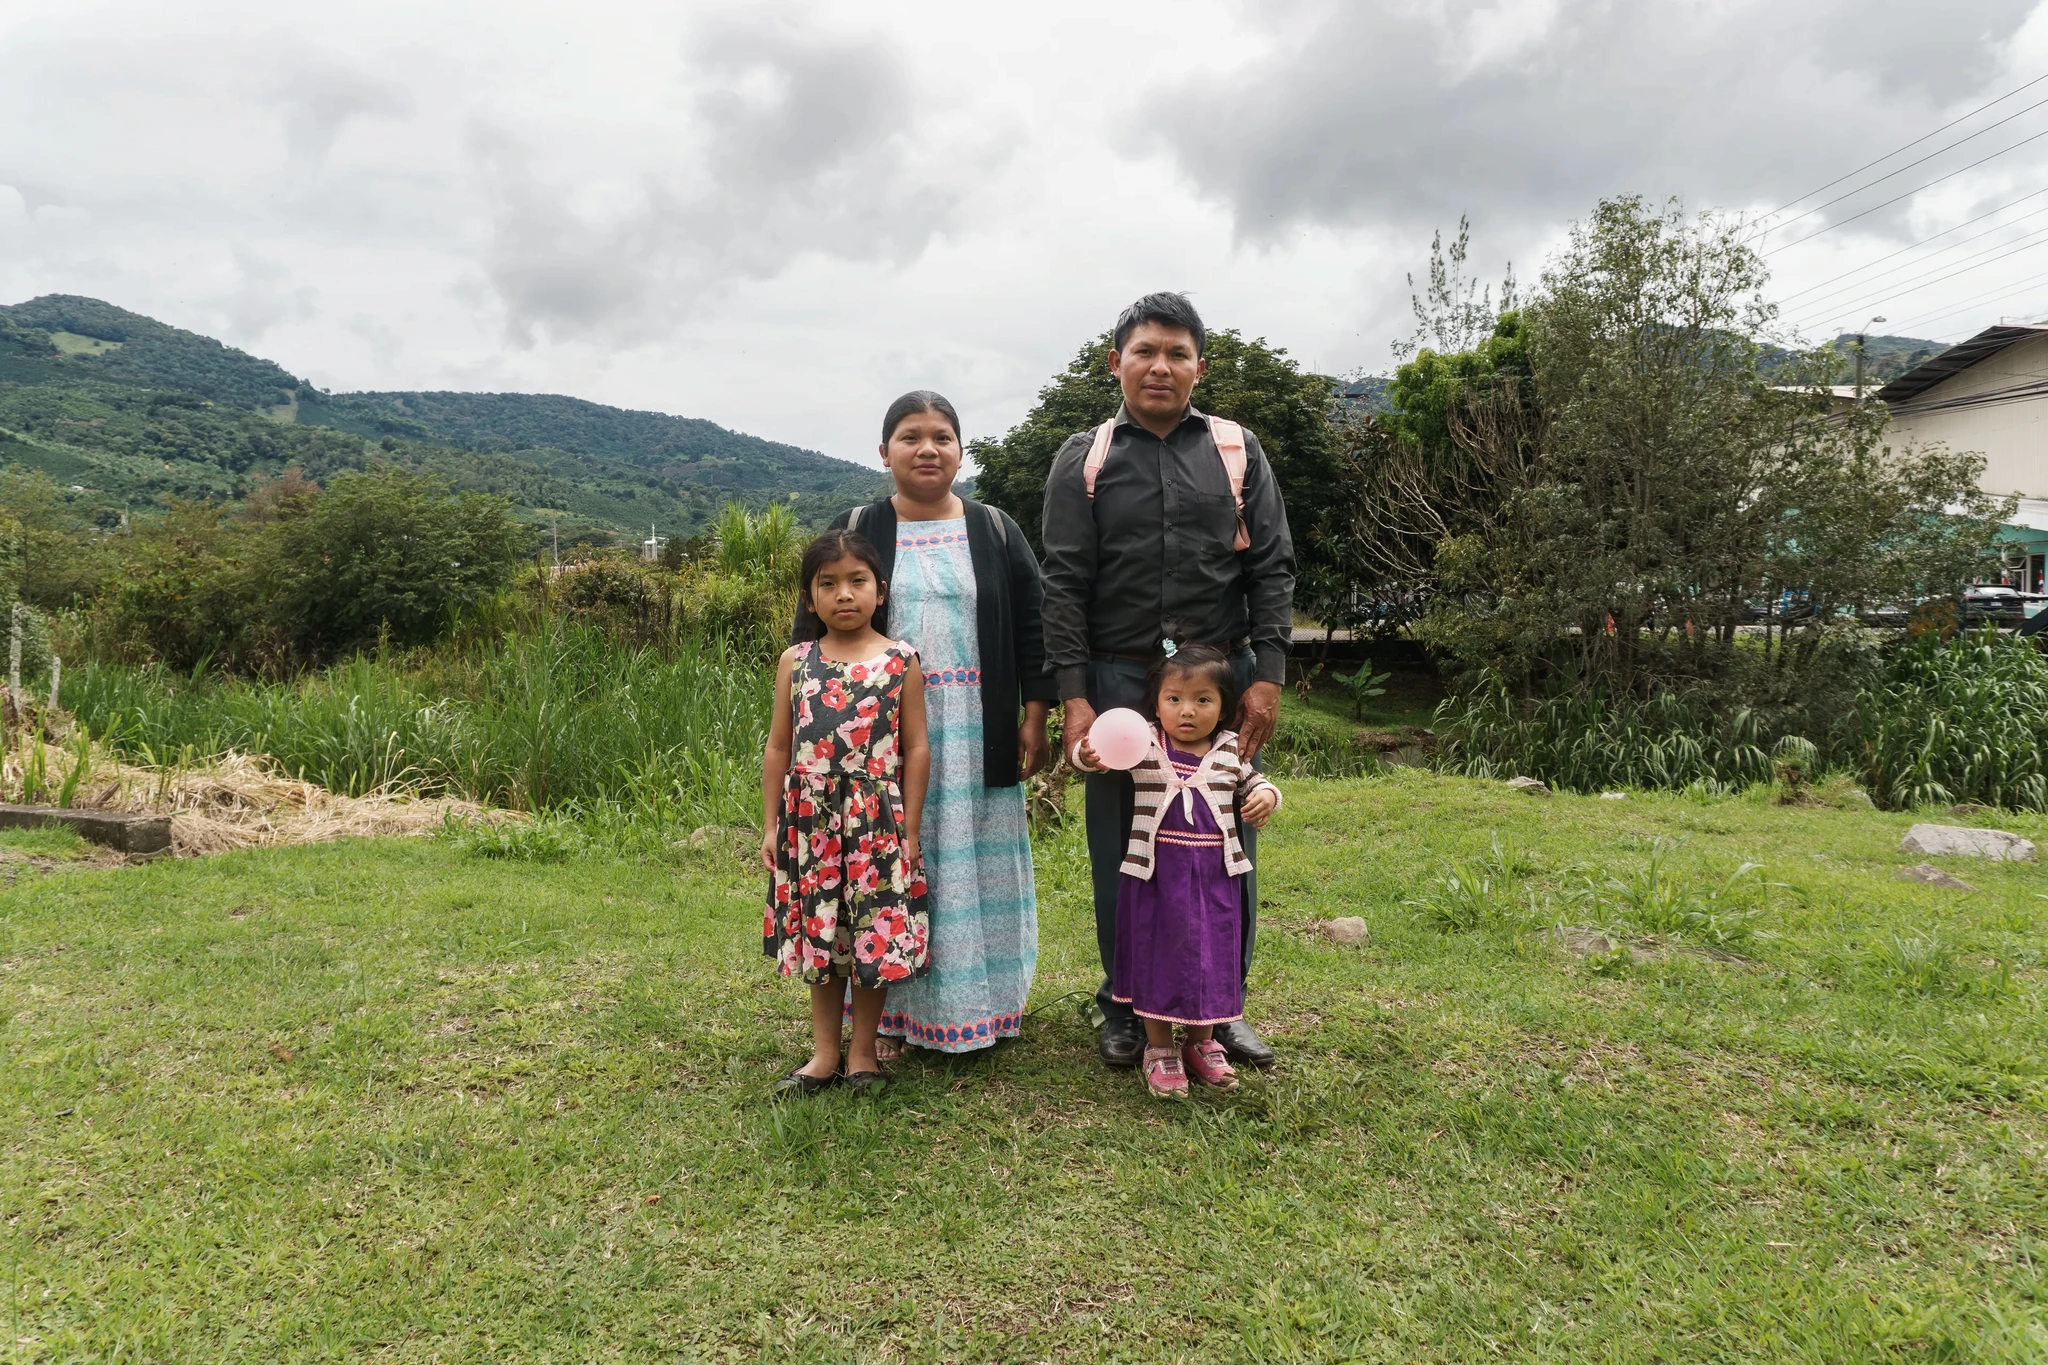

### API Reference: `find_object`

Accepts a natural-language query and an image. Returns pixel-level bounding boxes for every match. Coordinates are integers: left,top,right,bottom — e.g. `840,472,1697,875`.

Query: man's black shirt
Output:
1039,403,1296,702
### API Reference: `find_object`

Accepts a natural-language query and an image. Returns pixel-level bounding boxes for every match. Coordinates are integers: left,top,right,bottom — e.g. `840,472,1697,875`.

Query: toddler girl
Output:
1082,636,1280,1099
761,529,930,1096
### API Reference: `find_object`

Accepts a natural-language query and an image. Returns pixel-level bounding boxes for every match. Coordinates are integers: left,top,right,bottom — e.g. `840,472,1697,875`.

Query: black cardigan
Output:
793,497,1057,788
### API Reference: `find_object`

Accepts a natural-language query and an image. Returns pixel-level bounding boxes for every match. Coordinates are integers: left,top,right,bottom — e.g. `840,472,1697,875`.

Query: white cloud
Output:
1,0,2044,465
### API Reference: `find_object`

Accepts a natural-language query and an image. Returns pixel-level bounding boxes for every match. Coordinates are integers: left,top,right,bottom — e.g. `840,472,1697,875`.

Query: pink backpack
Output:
1082,415,1251,551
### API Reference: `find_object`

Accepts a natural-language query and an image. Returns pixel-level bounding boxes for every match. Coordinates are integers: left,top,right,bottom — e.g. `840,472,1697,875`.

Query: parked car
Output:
1963,584,2026,626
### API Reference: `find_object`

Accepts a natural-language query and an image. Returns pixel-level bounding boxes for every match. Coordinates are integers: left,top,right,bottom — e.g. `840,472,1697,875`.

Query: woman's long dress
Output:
877,517,1038,1050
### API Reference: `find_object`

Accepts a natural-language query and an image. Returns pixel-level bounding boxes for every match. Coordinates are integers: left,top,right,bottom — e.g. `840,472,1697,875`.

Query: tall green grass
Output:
1855,630,2048,811
63,622,772,829
1434,680,1776,794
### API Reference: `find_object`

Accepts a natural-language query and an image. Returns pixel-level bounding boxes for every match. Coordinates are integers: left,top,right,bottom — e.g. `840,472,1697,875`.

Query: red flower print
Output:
853,930,886,964
821,678,849,711
849,663,867,683
856,696,880,720
838,719,873,750
884,654,905,675
878,959,911,982
808,739,836,765
867,756,886,777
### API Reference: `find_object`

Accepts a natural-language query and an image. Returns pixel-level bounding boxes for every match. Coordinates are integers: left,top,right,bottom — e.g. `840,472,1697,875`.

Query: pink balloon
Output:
1088,707,1155,771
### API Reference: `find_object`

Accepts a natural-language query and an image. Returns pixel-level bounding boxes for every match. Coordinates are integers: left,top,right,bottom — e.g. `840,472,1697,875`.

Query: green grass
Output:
0,826,86,858
2,771,2045,1360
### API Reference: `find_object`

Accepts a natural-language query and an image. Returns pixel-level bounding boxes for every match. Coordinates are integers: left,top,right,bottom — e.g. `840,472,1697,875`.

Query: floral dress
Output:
763,640,930,988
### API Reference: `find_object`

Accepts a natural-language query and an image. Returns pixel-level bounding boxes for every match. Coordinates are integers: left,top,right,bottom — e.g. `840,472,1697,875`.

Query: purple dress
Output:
1110,739,1245,1027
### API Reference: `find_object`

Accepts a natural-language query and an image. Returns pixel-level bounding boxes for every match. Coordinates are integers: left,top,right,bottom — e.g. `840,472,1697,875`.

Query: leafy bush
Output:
1855,631,2048,811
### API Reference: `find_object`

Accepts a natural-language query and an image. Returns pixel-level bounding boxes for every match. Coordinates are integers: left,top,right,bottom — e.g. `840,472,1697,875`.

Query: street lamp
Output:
1855,315,1887,401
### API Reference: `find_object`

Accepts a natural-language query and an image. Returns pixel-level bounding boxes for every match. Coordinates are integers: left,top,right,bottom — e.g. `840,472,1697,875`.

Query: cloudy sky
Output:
4,0,2047,466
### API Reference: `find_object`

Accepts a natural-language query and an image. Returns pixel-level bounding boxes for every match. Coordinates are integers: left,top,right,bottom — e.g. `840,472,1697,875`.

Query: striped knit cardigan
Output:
1118,728,1281,882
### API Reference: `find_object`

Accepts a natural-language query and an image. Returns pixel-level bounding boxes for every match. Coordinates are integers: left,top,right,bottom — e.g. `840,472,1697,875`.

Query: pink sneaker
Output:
1142,1045,1188,1099
1181,1038,1240,1091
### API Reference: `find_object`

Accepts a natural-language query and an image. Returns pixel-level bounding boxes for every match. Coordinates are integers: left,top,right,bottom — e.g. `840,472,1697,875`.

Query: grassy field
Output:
1,770,2044,1361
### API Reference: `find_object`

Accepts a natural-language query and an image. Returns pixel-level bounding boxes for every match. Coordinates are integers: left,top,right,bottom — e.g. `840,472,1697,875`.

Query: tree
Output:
272,467,533,656
1372,195,2005,706
972,327,1345,613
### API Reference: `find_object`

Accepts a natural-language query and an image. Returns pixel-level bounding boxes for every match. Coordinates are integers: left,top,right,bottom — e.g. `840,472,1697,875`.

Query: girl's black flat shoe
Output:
772,1067,839,1097
843,1070,888,1094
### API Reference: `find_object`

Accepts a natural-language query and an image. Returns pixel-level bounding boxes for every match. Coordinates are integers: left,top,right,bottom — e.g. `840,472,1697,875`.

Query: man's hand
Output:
1019,702,1050,778
1240,785,1279,828
1235,681,1282,759
1062,697,1100,772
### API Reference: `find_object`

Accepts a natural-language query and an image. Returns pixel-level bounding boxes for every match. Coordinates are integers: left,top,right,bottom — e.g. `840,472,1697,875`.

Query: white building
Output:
1876,323,2048,592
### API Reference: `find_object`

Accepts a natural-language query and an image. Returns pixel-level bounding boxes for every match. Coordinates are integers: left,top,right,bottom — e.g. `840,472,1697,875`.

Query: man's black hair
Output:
1113,292,1206,357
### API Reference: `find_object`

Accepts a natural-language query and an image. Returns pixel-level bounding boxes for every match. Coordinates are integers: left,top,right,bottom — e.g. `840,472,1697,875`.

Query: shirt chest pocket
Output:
1185,491,1241,556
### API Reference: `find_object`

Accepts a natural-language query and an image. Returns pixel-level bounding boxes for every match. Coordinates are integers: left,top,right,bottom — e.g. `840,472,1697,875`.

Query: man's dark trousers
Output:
1085,646,1258,1024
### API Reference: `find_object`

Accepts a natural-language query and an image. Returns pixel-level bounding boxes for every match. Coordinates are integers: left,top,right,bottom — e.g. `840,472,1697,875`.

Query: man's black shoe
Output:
1213,1019,1276,1069
1098,1013,1146,1069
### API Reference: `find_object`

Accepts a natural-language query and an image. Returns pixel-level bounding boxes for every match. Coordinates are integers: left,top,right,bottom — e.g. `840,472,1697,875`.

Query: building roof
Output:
1875,323,2048,405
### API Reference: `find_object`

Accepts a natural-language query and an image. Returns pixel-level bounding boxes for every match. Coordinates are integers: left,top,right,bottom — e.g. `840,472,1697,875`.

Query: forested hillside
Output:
0,296,883,543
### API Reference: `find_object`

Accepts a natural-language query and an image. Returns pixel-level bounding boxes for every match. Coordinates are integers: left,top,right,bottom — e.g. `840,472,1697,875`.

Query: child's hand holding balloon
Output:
1085,708,1154,771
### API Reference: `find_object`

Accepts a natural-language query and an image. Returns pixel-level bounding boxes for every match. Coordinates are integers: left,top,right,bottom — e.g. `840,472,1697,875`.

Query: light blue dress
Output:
878,517,1038,1050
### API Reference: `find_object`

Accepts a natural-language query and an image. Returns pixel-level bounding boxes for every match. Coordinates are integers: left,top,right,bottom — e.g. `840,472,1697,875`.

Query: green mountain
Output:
0,295,883,544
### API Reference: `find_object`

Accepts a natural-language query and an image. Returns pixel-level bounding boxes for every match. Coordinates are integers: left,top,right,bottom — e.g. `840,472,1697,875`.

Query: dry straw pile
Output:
1,702,514,858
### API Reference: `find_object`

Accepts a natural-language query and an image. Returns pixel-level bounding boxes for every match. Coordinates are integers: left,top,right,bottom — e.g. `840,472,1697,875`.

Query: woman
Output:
796,390,1054,1059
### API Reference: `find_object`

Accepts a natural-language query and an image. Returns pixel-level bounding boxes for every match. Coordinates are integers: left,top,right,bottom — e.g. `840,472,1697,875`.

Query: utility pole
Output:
1855,314,1887,401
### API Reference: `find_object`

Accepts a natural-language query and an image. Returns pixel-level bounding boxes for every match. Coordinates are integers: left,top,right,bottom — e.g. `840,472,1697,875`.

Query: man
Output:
1040,291,1296,1070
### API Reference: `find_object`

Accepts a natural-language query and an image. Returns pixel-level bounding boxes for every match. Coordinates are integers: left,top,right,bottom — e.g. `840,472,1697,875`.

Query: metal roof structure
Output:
1874,323,2048,405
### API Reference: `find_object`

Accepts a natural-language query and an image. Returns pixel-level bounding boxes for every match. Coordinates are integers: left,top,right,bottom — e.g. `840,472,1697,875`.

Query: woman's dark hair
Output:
881,390,962,446
1113,292,1206,356
793,529,888,639
1143,626,1239,731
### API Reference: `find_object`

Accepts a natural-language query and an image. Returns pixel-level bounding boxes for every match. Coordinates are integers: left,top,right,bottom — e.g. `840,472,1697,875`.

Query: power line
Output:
1768,123,2048,255
1786,219,2048,330
1755,71,2048,226
1884,274,2048,335
1764,90,2048,239
1774,187,2048,305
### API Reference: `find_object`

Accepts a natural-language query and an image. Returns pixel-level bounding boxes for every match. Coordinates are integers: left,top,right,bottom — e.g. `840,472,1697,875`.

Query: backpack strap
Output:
1081,418,1117,498
1208,416,1251,551
846,503,865,534
1083,414,1252,553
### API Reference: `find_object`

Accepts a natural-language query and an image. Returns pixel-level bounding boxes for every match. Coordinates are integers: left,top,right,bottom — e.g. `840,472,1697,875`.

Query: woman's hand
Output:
1240,786,1279,828
759,830,778,871
1019,702,1050,778
904,835,921,873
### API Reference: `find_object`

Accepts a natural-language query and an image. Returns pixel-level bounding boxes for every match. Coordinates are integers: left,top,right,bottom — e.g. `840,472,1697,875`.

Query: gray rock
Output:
1843,789,1876,809
1540,925,1656,963
1599,791,1627,800
688,824,738,848
1321,916,1369,946
1898,823,2036,862
1506,776,1552,797
1895,862,1978,892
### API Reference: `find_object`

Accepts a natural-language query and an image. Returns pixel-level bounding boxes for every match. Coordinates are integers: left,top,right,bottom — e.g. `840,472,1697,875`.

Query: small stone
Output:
1506,776,1552,797
688,824,734,848
1843,789,1875,809
1321,916,1369,946
1898,823,2036,861
1895,862,1978,892
1599,791,1627,800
